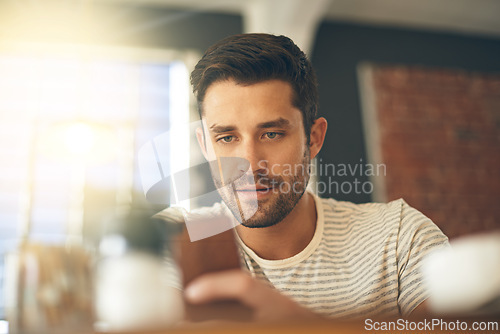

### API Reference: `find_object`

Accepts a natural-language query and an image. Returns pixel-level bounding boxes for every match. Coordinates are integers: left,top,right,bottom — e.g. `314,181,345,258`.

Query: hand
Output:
184,269,320,322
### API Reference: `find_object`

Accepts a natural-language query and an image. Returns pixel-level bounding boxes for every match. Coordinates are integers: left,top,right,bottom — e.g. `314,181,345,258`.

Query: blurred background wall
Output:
312,22,500,239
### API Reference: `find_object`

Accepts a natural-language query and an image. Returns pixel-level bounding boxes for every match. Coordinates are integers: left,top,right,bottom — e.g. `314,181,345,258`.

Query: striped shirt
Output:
235,193,449,319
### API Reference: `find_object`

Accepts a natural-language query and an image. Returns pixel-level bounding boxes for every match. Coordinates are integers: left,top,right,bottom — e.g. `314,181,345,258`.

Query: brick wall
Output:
371,66,500,239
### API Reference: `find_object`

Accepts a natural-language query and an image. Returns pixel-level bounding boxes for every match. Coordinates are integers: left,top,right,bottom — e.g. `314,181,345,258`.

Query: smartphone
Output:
171,223,253,322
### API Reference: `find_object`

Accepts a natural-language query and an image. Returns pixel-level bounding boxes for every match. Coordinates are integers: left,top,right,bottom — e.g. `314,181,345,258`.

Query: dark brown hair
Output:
190,33,319,140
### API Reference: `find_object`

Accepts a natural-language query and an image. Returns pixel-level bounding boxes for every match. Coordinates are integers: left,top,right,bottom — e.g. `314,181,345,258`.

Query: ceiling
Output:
104,0,500,38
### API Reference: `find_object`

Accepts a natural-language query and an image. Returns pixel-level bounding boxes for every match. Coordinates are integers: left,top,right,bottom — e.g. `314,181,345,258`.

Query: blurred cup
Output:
4,242,94,334
93,211,184,332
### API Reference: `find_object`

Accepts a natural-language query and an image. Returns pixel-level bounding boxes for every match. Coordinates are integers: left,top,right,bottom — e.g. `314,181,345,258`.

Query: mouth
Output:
235,186,274,200
236,187,272,192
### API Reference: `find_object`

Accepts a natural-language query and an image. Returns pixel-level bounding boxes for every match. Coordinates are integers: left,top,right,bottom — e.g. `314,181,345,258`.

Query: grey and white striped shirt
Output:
235,193,449,319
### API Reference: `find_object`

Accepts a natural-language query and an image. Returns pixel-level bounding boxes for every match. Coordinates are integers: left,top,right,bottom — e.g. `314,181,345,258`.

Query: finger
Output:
184,269,265,307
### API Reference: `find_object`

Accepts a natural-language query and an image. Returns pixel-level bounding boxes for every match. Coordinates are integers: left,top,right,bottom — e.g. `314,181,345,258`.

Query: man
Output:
175,33,448,321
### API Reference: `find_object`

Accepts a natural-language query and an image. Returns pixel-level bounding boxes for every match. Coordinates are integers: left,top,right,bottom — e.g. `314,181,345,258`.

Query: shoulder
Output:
395,199,449,255
318,195,407,226
317,195,448,246
319,196,441,227
321,196,404,211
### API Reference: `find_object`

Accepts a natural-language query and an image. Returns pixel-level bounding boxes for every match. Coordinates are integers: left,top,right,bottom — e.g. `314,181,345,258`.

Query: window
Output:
0,44,194,320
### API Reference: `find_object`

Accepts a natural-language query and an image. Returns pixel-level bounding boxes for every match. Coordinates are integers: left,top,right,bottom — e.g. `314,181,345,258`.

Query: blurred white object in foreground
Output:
0,320,7,334
422,231,500,315
95,251,184,331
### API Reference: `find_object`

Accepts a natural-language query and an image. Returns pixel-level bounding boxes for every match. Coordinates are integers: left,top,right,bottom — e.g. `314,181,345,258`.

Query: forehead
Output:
202,79,303,128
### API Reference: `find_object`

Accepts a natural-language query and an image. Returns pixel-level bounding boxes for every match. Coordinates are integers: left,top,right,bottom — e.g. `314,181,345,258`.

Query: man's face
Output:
200,79,311,228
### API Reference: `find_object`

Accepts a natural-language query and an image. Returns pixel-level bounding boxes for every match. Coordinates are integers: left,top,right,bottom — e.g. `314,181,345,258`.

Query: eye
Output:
266,132,277,139
217,135,234,143
264,132,282,140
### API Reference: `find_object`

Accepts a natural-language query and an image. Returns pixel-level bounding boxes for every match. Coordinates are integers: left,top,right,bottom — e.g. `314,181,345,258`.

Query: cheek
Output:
266,147,308,176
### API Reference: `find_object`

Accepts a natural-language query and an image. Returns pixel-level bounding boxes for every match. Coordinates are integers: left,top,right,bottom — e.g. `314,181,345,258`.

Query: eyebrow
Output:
209,124,236,134
209,118,292,134
257,118,291,129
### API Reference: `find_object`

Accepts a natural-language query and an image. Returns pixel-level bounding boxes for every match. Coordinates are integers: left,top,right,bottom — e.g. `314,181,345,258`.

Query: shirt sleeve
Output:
395,200,449,316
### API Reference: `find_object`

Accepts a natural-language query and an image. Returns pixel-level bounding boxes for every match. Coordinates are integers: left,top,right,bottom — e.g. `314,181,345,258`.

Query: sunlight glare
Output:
65,122,95,156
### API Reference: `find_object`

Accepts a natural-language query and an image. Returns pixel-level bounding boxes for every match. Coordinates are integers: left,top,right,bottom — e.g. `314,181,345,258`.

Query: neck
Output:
236,192,317,260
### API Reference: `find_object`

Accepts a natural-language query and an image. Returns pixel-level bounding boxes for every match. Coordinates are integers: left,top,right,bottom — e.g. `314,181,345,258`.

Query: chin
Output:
240,216,281,229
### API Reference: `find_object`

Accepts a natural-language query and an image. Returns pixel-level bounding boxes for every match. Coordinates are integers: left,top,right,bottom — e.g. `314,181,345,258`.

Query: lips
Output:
233,176,280,195
236,187,272,192
235,187,273,200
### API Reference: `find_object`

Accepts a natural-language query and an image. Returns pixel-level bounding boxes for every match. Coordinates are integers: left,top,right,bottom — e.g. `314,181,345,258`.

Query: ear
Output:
309,117,327,160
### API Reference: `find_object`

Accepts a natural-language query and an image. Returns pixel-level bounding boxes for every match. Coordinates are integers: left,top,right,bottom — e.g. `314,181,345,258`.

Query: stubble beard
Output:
218,149,311,229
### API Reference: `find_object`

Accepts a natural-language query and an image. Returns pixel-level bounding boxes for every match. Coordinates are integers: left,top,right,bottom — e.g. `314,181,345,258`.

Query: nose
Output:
236,139,266,176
